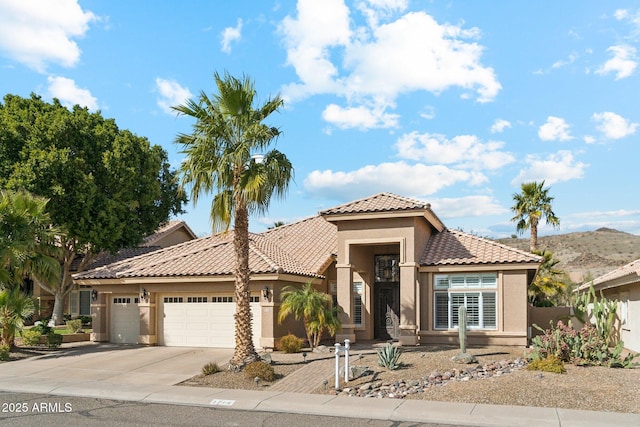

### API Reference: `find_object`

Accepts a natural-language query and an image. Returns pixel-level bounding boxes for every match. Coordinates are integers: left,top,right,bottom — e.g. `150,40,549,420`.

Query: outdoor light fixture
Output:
91,289,98,302
302,352,307,363
140,288,148,301
262,285,271,300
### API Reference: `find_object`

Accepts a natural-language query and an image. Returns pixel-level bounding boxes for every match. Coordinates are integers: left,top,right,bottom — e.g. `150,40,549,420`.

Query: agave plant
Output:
376,342,402,370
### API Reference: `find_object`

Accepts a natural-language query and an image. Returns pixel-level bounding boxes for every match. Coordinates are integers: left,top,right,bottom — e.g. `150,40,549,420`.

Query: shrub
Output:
0,344,9,361
31,321,52,336
46,332,62,349
277,333,304,353
202,362,220,375
244,361,275,381
527,355,566,374
377,343,402,370
66,319,83,333
79,316,92,326
21,329,43,346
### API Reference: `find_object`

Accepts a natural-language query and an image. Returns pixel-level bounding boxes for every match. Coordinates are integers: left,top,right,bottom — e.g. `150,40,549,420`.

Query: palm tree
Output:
278,283,340,350
174,71,293,367
511,181,560,252
528,250,567,306
0,190,60,291
0,287,36,348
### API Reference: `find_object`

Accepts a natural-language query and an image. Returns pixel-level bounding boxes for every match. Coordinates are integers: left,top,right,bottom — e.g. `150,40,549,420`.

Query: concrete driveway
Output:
0,343,234,391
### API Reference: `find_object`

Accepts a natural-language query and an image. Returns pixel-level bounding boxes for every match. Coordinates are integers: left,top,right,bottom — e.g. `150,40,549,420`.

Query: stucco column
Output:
138,292,157,345
259,296,277,350
399,262,419,345
335,263,356,343
90,291,108,342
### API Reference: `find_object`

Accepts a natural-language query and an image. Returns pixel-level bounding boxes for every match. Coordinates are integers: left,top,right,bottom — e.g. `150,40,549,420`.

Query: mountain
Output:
496,228,640,283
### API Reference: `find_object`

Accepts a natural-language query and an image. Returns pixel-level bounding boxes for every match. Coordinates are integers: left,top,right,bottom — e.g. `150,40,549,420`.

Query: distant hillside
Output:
497,228,640,283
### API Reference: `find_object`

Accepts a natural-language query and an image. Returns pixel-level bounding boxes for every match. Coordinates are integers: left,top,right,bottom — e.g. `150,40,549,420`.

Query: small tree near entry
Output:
511,181,560,252
278,282,340,350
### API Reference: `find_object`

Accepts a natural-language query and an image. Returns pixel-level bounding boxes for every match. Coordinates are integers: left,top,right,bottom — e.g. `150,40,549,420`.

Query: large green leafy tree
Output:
278,283,340,350
0,94,186,324
511,181,560,252
174,72,293,367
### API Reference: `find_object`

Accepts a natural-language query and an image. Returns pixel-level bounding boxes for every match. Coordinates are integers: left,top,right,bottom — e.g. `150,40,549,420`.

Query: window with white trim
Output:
330,281,337,308
187,296,208,303
620,292,629,330
212,296,233,303
249,296,260,303
434,273,497,330
353,282,363,328
164,297,183,303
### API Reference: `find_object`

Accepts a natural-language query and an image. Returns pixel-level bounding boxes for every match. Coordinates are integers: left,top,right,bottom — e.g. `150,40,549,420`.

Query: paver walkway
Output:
269,357,335,393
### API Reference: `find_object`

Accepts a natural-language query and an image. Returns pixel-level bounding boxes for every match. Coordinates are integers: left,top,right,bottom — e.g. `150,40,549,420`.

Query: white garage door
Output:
160,295,261,348
110,295,140,344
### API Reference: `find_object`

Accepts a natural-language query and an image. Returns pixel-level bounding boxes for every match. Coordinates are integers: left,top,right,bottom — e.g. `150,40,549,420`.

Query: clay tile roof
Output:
421,229,542,266
582,258,640,290
319,193,430,216
74,215,337,281
143,220,196,246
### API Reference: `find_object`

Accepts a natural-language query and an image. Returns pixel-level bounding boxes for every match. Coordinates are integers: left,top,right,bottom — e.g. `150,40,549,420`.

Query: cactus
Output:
458,305,467,354
376,343,402,370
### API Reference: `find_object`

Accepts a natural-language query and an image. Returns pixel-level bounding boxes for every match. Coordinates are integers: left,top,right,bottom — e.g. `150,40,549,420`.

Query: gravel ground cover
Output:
181,344,640,414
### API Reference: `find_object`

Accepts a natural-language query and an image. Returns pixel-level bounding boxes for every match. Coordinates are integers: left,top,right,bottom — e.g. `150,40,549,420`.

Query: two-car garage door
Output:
159,295,262,348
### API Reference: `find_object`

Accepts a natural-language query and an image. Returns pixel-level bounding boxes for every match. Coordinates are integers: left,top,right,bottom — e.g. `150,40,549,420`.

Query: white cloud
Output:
430,195,507,218
0,0,96,72
395,132,515,171
221,19,242,53
552,52,578,69
279,1,501,129
592,111,638,139
595,45,637,80
419,105,435,120
583,135,596,144
322,103,399,129
490,119,511,133
538,116,573,141
512,150,588,185
303,161,476,201
155,78,193,114
47,76,98,110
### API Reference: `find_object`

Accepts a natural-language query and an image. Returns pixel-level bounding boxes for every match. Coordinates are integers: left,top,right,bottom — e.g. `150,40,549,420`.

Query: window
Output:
187,296,208,303
434,273,497,330
212,296,233,303
79,290,91,316
113,297,138,304
330,281,337,307
164,297,183,303
353,282,363,328
249,296,260,303
620,292,629,330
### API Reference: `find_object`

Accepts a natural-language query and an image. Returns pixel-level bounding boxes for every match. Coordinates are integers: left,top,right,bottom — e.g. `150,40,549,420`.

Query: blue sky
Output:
1,1,639,238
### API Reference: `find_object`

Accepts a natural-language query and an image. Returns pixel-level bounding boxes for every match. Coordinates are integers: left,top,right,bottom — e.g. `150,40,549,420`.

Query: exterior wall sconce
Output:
262,285,271,301
140,288,149,301
91,289,98,302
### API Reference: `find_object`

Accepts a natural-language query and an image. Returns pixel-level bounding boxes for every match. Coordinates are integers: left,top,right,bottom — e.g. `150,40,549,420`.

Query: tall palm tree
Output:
174,71,293,366
0,190,60,291
511,181,560,252
0,286,35,348
278,283,340,350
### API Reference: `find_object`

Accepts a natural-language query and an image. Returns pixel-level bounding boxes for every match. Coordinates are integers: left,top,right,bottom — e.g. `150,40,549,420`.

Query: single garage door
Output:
160,295,261,348
110,295,140,344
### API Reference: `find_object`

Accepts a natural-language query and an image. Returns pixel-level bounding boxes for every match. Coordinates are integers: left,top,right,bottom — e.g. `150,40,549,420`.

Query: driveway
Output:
0,343,234,392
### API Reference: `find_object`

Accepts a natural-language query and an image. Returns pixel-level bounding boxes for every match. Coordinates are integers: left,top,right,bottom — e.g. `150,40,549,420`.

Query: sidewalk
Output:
0,343,637,426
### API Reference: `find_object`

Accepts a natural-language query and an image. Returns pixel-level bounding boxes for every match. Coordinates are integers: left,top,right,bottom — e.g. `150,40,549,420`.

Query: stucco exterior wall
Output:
601,284,640,353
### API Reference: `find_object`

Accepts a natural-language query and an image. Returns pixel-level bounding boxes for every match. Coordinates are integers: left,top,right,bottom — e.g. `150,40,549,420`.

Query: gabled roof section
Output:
143,220,197,246
320,193,445,231
74,215,337,281
579,259,640,291
421,229,542,266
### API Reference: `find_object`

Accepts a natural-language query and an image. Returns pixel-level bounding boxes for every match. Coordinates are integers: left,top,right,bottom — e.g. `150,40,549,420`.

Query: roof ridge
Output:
260,214,319,235
449,228,543,260
248,234,283,273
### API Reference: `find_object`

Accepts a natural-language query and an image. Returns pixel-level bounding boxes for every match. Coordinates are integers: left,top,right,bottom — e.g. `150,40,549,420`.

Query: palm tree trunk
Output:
230,200,258,367
530,219,539,252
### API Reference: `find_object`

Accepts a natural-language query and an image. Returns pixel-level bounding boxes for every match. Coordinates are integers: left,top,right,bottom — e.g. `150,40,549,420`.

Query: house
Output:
73,193,541,348
33,220,196,319
579,259,640,353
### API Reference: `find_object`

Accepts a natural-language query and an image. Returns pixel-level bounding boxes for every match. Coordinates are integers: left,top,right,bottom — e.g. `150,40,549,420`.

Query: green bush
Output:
0,344,9,361
66,319,83,333
46,332,62,349
376,343,402,370
202,362,221,375
244,361,275,381
79,316,92,326
527,355,566,374
31,322,52,335
277,333,304,353
21,329,43,346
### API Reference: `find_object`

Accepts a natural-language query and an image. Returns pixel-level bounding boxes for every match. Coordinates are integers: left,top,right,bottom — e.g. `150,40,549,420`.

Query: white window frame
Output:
620,292,629,330
353,282,364,328
434,273,497,330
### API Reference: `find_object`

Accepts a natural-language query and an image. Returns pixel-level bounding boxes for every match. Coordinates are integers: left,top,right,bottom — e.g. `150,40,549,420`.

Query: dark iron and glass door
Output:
374,255,400,340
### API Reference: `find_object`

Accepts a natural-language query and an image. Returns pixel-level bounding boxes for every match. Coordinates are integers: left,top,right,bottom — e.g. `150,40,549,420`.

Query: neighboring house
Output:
74,193,541,348
579,259,640,353
34,220,196,319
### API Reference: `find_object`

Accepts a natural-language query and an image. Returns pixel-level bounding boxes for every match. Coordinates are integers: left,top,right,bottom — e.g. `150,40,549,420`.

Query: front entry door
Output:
374,283,400,340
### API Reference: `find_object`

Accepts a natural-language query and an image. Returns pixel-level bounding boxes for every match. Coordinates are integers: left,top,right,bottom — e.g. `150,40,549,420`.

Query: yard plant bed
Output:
182,345,640,414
